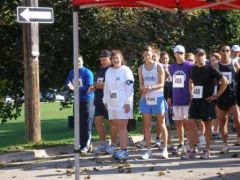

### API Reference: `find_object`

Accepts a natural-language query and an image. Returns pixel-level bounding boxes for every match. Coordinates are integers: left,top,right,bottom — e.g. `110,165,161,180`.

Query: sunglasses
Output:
175,52,184,55
221,49,230,52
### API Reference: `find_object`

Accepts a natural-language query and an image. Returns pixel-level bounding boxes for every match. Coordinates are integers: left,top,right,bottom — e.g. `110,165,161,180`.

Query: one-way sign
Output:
17,7,54,23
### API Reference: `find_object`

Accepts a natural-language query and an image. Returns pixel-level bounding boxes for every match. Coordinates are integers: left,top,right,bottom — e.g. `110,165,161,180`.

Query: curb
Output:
0,135,145,164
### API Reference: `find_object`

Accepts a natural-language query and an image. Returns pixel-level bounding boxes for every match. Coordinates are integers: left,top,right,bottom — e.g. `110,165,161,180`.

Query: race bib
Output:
222,72,232,84
97,77,104,84
193,86,203,99
79,78,83,87
110,90,119,103
173,75,184,88
146,94,157,105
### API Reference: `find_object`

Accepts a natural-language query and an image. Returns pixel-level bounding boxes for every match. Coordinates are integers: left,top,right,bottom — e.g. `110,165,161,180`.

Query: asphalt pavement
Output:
0,133,239,180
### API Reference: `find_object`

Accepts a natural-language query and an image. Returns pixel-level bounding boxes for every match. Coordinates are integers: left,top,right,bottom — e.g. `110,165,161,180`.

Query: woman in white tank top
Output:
138,45,168,159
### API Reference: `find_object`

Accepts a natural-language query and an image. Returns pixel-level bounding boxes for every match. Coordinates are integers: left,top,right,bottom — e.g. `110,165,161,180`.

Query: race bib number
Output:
173,75,184,88
79,78,83,87
193,86,203,99
97,77,104,84
110,90,119,103
222,72,232,84
146,94,157,105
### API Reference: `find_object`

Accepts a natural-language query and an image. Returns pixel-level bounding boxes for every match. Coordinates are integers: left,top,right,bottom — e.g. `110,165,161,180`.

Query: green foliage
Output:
0,0,23,124
1,0,240,123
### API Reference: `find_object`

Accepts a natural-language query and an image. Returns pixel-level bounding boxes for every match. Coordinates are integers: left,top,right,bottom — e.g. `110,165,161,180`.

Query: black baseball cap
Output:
100,50,111,57
195,48,206,55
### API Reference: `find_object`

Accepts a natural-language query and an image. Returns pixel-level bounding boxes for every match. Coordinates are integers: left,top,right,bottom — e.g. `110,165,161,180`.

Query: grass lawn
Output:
0,102,143,153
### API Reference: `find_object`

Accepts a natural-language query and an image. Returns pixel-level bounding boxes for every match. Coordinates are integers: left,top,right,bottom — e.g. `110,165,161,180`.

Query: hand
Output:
95,82,104,89
205,95,217,102
123,104,130,113
141,87,148,97
67,81,74,91
167,98,172,107
87,85,95,93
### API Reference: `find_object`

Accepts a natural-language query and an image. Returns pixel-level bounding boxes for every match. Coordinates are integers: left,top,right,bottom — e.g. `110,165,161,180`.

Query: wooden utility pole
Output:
22,0,41,143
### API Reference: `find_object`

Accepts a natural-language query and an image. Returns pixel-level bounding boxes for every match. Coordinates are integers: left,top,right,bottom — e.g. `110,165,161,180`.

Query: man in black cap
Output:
88,50,118,155
182,48,228,159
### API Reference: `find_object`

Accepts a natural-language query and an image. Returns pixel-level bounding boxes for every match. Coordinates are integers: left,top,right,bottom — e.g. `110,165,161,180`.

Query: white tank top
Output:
142,62,164,97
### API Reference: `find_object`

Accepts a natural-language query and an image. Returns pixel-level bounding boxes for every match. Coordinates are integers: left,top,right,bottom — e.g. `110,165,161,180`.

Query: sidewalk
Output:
0,133,239,180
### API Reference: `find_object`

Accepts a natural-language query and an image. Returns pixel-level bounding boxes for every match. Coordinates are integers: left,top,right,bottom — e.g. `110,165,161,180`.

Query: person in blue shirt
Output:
65,55,94,154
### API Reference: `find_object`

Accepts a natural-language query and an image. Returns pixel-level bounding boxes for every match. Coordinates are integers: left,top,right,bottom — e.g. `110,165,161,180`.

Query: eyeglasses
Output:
187,59,194,62
175,52,184,55
221,49,230,52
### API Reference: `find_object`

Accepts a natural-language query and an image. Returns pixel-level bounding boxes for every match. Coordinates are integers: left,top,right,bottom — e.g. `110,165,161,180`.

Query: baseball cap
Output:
173,45,185,53
231,45,240,52
100,50,111,57
195,48,206,55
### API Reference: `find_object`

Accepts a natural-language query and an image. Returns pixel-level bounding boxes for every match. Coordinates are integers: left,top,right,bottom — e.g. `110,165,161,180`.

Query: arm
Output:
124,67,134,105
206,76,228,102
138,65,147,97
189,79,194,100
65,70,74,91
150,64,165,90
102,71,108,105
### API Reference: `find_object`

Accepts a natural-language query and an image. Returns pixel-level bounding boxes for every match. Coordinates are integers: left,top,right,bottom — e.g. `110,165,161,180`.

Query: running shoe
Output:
105,144,116,154
200,149,210,159
181,149,196,160
135,139,146,148
113,149,129,160
161,148,169,159
234,138,240,146
80,146,90,155
172,144,186,156
212,132,221,140
155,138,161,147
220,145,229,154
94,142,108,155
141,149,153,160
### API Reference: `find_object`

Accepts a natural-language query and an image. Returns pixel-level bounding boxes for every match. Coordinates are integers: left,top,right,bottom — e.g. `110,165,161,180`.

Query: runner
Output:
103,50,134,160
182,48,227,159
88,50,118,155
139,45,168,159
169,45,194,156
217,45,240,153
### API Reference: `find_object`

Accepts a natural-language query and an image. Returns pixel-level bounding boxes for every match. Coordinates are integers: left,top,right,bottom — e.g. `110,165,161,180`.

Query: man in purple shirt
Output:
169,45,196,156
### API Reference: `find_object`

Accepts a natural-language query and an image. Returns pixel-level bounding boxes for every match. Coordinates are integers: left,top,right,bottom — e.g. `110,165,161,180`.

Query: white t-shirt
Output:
103,65,134,110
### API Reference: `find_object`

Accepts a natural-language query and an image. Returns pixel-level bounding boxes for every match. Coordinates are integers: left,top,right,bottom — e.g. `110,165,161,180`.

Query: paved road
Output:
0,134,239,180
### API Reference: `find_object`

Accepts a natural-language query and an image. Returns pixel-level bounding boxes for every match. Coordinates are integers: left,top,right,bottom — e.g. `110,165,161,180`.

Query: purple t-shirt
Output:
169,61,193,106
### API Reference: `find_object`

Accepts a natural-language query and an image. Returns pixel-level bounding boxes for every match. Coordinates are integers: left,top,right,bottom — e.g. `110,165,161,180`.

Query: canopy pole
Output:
73,10,80,180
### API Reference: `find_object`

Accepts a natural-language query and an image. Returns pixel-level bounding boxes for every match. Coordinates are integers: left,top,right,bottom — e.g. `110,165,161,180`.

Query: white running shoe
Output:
220,145,229,154
141,149,153,160
161,148,169,159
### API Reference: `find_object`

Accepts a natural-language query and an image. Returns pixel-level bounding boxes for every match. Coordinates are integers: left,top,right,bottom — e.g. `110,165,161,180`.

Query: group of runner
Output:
67,44,240,161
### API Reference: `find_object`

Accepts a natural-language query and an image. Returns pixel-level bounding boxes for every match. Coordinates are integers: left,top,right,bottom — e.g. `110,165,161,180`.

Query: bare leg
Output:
117,119,129,149
218,108,229,144
109,120,118,144
143,114,152,148
203,120,212,150
175,120,184,145
156,113,168,148
94,115,106,141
